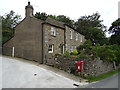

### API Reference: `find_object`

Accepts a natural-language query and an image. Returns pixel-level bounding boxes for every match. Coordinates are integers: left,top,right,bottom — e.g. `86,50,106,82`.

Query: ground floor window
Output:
74,46,76,49
48,44,53,53
70,46,73,52
80,36,83,42
63,45,65,54
61,45,65,54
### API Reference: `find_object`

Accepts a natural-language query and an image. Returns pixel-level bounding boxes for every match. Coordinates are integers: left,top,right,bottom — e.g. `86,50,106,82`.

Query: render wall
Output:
3,17,43,63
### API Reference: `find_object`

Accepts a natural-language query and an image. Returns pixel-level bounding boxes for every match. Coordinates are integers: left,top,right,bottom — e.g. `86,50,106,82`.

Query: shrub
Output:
77,42,120,65
77,40,92,54
79,54,87,58
70,49,78,55
64,50,70,56
91,44,120,64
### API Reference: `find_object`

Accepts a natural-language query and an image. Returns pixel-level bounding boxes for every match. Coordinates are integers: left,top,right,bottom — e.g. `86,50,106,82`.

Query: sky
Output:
0,0,119,36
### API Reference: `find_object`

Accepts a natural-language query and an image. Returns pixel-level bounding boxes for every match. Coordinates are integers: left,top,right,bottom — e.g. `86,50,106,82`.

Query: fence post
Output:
12,47,15,57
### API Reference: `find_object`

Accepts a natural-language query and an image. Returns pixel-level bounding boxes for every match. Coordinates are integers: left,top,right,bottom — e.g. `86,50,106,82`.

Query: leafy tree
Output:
34,12,48,20
48,15,56,19
34,12,74,27
75,12,107,45
2,10,21,44
108,18,120,45
91,44,120,65
56,15,74,26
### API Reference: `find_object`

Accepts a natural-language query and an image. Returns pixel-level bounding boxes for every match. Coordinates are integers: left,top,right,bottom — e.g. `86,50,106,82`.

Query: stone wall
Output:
54,54,115,76
65,26,85,52
43,24,65,64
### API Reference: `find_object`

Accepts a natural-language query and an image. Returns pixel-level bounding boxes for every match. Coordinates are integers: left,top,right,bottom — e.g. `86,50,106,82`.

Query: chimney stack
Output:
25,2,34,17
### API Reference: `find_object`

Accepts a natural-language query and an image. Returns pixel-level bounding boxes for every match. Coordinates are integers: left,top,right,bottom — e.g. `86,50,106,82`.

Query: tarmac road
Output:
78,72,119,88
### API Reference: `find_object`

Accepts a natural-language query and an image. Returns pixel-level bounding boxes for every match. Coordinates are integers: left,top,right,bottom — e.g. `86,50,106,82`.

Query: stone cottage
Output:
3,2,85,65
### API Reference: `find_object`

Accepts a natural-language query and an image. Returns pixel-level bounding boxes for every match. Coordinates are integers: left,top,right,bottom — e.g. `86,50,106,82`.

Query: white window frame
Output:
51,27,56,36
48,44,53,53
62,45,65,54
66,44,68,50
70,30,72,39
70,46,73,52
76,32,78,41
80,36,83,42
74,46,76,49
66,33,67,39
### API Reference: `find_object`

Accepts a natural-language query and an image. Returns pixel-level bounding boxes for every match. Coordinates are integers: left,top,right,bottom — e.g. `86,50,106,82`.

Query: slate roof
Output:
45,17,65,29
45,17,82,34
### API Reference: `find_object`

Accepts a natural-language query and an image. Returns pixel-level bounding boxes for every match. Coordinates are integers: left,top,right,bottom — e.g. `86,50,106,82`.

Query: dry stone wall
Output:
54,54,115,76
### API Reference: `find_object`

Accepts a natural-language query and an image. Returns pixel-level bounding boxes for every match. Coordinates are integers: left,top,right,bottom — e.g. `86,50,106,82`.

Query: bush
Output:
77,40,92,54
91,44,120,64
64,50,70,56
70,49,78,55
79,54,87,58
77,41,120,65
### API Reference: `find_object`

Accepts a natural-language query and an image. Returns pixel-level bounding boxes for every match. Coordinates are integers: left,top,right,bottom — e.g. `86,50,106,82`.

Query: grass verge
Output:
84,69,120,82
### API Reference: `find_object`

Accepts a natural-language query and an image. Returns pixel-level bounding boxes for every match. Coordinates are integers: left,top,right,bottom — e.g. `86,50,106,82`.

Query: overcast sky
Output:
0,0,119,32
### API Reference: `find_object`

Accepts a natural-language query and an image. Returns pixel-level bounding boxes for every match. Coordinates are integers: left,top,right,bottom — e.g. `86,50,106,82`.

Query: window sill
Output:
51,35,56,37
48,52,53,53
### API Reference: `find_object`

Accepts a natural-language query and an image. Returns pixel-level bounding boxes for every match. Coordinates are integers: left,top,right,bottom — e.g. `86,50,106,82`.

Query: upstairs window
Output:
48,44,53,53
70,30,72,39
51,27,56,36
76,32,78,41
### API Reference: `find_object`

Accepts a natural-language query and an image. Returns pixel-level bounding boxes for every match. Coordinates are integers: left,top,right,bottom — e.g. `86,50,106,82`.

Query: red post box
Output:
77,61,83,71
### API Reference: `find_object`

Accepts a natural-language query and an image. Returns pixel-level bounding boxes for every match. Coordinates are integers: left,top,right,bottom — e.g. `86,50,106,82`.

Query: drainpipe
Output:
41,23,44,64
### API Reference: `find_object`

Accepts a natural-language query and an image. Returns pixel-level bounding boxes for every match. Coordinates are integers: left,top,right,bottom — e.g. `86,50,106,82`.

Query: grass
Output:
84,69,120,82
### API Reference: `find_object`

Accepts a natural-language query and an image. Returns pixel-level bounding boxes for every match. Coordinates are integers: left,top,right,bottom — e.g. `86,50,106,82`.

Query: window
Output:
66,44,68,50
51,27,56,36
76,32,78,41
80,36,83,42
70,46,73,52
74,46,76,49
70,30,72,39
66,33,67,39
61,45,65,54
62,45,65,54
48,45,53,53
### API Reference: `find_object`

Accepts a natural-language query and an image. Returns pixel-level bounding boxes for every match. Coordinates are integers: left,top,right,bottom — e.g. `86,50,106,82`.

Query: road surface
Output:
78,72,119,88
1,56,88,88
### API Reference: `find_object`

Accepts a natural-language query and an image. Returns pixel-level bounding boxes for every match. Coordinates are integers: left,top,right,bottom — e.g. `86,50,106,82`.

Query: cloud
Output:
0,0,119,30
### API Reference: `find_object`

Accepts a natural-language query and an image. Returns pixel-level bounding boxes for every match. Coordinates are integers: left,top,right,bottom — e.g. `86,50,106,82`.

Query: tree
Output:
34,12,75,27
34,12,48,20
75,12,107,45
56,15,74,26
2,10,21,44
108,18,120,45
